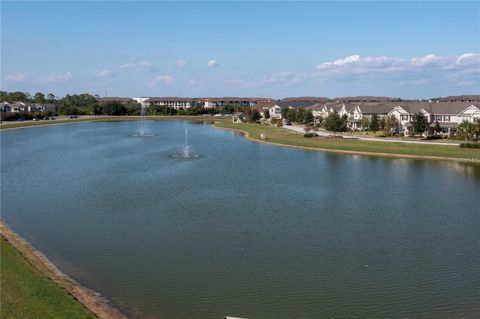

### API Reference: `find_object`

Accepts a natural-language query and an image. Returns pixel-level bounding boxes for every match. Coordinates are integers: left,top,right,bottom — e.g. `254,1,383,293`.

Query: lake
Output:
1,120,479,319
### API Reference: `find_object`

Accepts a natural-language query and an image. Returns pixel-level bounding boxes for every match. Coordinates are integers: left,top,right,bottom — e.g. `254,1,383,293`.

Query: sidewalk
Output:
282,124,460,146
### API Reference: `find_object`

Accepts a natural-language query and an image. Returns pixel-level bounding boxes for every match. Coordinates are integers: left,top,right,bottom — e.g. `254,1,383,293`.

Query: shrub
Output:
459,143,480,149
304,133,315,138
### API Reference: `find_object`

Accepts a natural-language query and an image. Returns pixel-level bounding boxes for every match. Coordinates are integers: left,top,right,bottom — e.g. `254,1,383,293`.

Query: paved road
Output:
282,124,460,146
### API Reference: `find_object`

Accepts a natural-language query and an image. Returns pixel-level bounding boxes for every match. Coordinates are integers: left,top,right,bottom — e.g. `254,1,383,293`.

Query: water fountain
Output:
131,103,156,137
171,128,200,159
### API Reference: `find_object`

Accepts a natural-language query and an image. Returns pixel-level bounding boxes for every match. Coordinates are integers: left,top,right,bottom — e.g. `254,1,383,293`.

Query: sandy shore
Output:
212,123,480,163
0,220,127,319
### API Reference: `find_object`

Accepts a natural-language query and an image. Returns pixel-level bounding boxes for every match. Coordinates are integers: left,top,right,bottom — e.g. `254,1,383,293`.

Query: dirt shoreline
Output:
0,220,127,319
212,123,480,164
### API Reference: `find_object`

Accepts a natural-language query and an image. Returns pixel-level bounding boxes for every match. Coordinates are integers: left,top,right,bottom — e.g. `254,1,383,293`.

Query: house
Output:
268,104,283,120
252,101,277,119
1,102,21,113
232,112,246,123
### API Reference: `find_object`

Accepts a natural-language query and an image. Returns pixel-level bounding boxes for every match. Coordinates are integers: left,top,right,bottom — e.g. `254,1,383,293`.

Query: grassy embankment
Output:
0,237,95,319
214,121,480,162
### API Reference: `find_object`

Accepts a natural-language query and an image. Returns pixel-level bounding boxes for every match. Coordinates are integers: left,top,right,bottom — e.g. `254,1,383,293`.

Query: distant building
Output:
145,97,194,109
232,112,246,123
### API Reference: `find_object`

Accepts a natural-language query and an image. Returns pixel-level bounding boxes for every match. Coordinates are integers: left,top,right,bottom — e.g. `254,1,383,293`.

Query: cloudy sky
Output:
1,1,479,99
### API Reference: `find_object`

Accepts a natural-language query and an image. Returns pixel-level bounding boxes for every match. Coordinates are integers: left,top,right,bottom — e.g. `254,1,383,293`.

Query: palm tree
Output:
457,120,473,142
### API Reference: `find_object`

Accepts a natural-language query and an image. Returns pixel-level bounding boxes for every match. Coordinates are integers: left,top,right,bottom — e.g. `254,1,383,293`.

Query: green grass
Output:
0,237,95,319
215,121,480,161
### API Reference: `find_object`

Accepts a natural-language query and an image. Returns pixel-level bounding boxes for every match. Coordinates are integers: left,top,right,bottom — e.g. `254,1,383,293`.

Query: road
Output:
282,124,460,146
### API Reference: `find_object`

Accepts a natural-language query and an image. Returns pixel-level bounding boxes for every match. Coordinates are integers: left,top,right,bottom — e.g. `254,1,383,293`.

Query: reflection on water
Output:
1,120,479,319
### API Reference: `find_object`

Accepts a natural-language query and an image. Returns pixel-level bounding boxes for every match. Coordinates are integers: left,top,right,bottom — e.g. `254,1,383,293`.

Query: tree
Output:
303,110,314,124
249,110,261,122
316,115,324,127
295,108,305,123
324,112,342,134
383,115,399,136
457,121,474,142
433,121,442,136
102,102,127,115
370,114,380,135
34,92,45,104
411,112,428,136
360,117,370,131
340,114,348,132
264,109,270,120
47,93,56,103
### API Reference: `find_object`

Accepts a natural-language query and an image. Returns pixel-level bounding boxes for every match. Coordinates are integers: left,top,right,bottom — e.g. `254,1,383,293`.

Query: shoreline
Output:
1,116,478,163
212,122,480,164
0,219,127,319
0,115,219,132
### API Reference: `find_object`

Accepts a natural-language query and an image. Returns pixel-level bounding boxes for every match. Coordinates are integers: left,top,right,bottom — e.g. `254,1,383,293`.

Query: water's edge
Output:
212,123,480,163
0,219,127,319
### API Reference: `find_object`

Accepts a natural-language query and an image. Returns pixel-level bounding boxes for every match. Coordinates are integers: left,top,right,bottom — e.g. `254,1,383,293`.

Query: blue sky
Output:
1,1,479,99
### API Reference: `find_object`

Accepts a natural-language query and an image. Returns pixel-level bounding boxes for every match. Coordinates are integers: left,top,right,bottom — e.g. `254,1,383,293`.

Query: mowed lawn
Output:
215,121,480,161
0,237,94,319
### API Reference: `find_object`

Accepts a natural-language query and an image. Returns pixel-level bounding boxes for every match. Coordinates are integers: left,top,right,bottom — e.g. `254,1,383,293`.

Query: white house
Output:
458,104,480,123
268,105,283,119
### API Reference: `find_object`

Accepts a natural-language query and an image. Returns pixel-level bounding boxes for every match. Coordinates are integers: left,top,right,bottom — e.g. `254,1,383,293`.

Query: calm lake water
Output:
1,120,480,319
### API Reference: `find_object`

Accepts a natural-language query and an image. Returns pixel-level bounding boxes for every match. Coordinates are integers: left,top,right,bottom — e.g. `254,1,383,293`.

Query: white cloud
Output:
96,69,113,77
37,72,72,83
208,59,219,68
456,53,480,65
151,75,173,85
119,60,152,72
175,60,188,67
410,54,441,66
5,73,27,83
262,71,308,85
312,53,480,87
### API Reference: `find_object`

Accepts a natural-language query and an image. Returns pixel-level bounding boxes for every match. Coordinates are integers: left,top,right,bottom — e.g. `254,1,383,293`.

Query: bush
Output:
304,133,316,138
425,135,443,140
459,143,480,149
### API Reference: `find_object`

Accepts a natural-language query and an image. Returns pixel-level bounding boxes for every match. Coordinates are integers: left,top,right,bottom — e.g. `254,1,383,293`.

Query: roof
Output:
147,97,193,102
277,101,318,108
253,101,278,109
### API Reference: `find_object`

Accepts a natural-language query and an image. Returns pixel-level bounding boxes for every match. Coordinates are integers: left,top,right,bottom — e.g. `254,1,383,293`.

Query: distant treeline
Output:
1,91,251,117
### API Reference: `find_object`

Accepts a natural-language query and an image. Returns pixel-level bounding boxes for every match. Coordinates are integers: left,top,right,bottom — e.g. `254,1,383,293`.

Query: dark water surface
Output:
1,121,479,319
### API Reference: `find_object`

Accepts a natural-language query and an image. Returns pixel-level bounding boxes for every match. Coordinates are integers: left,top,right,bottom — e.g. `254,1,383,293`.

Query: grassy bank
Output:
214,121,480,162
0,237,95,318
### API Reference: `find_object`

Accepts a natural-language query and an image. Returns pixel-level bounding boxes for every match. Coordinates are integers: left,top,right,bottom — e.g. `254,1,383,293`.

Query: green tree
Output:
34,92,45,104
411,112,429,136
295,109,305,123
433,121,442,135
249,110,261,122
383,115,399,136
370,114,380,134
340,114,348,132
457,121,474,142
360,117,370,131
324,112,342,134
303,110,314,124
47,93,56,103
264,109,270,120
